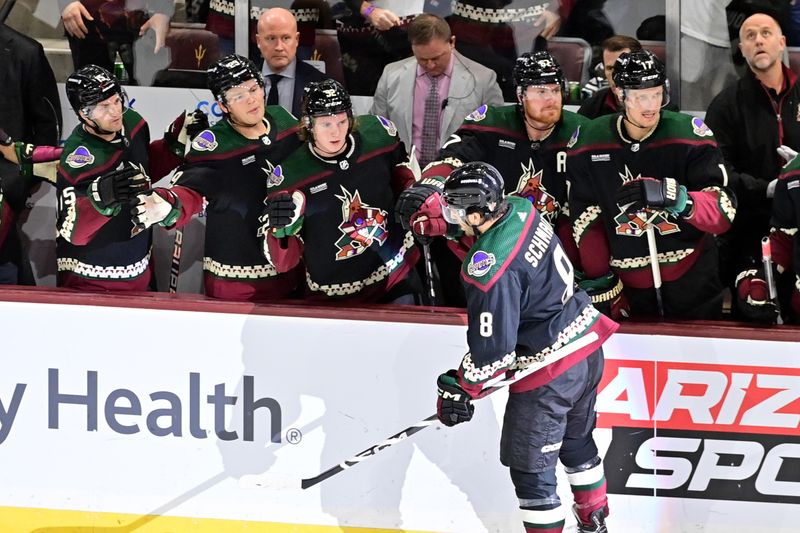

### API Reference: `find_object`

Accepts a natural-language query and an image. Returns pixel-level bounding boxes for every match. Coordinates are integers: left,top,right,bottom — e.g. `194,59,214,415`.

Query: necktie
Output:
267,74,282,106
421,74,440,167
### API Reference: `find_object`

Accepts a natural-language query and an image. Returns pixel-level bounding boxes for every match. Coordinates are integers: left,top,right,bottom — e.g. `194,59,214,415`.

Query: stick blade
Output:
238,472,303,490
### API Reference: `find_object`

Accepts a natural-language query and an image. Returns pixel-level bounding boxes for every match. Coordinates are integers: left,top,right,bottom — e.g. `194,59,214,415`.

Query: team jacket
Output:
768,158,800,316
423,103,587,263
56,109,155,291
262,115,419,301
167,106,303,301
456,196,617,396
568,111,736,289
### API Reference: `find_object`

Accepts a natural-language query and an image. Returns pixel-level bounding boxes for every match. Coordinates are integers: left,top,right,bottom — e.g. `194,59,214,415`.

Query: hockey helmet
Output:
301,79,353,119
207,54,264,103
66,65,124,115
513,52,567,96
612,49,667,90
441,162,506,224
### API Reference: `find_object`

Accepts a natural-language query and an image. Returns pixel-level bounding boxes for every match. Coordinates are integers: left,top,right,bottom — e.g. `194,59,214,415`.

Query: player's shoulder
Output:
266,105,299,131
657,110,716,142
462,103,518,129
59,127,110,178
357,114,402,149
569,113,616,150
187,119,242,158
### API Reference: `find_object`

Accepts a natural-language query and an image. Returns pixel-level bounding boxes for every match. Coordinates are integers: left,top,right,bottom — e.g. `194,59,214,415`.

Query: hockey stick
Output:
761,236,783,325
168,228,184,293
643,211,664,317
239,330,600,490
421,239,438,306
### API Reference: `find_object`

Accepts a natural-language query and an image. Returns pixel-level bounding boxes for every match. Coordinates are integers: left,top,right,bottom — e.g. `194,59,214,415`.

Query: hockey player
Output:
133,54,303,300
54,64,198,291
258,79,422,303
434,162,617,533
567,50,736,319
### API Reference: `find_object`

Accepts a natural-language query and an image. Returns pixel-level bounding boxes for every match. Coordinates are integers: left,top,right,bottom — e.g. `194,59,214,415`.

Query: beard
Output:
526,105,562,127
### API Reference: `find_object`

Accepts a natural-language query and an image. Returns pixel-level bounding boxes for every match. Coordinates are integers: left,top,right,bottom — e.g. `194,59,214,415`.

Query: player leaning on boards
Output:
430,162,618,533
568,50,736,319
133,54,304,300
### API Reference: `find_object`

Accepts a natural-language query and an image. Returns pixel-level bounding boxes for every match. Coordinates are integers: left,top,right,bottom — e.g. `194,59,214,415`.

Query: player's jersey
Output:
56,108,153,291
424,104,586,262
458,196,617,395
568,111,736,288
769,159,800,315
263,115,419,301
169,106,303,301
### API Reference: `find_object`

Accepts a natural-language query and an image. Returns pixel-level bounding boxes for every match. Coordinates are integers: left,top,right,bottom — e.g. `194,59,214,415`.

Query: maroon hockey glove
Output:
735,267,781,324
395,182,442,231
615,177,691,217
436,369,474,427
164,109,210,157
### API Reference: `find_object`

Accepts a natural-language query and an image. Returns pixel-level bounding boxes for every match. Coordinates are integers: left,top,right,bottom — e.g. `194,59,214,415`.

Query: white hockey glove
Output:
132,189,181,231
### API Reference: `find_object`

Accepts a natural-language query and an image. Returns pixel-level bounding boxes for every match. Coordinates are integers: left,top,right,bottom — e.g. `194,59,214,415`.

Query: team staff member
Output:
133,54,304,301
433,162,617,533
568,50,736,319
258,79,422,303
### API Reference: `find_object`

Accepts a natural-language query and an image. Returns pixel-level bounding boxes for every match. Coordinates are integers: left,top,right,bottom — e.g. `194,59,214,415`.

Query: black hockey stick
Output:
168,228,183,293
239,330,600,490
421,239,439,306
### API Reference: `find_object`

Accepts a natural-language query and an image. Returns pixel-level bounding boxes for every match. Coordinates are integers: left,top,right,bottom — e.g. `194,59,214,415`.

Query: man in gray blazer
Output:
371,13,503,167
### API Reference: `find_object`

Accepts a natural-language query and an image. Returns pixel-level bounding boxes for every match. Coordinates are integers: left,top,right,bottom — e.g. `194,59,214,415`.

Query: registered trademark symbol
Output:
286,428,302,444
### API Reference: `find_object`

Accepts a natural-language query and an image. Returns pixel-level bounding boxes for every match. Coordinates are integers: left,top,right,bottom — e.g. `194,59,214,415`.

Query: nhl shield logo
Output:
467,250,496,277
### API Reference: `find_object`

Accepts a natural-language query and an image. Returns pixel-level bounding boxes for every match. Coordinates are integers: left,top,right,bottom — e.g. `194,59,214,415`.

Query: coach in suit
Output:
371,13,503,167
256,7,326,117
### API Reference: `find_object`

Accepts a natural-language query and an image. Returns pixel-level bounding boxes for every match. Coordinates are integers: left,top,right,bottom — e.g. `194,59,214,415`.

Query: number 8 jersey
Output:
458,196,618,396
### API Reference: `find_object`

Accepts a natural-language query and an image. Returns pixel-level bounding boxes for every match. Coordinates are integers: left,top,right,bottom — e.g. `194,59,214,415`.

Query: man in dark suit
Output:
255,7,326,117
0,21,62,284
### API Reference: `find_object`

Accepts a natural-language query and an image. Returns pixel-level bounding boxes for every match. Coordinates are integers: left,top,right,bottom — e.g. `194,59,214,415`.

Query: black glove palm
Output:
90,162,150,212
260,192,298,230
436,369,474,427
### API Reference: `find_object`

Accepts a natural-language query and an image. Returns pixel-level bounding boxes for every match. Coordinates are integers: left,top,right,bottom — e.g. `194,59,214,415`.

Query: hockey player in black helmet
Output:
436,161,618,533
131,54,304,300
567,50,736,319
65,64,129,137
394,51,589,306
258,79,424,302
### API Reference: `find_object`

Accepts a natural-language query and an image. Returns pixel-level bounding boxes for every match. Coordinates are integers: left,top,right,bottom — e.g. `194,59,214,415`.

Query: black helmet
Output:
207,54,263,102
513,51,565,92
442,162,506,221
66,65,123,114
301,79,352,119
612,49,667,90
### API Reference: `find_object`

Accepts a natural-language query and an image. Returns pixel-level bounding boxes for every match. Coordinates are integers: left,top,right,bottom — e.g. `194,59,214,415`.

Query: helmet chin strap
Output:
81,116,118,137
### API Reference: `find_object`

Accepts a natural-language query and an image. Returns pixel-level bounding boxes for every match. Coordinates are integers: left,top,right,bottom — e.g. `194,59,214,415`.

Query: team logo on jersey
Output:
467,250,496,277
567,126,580,149
691,117,713,138
65,146,95,168
465,105,488,122
514,160,560,224
191,130,218,151
377,116,398,137
333,186,388,260
266,164,284,188
614,166,680,236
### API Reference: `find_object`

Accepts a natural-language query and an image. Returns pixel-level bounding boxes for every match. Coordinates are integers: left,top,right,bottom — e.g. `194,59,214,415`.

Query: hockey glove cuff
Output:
578,271,630,320
258,191,305,238
164,109,210,157
735,267,781,324
436,369,474,427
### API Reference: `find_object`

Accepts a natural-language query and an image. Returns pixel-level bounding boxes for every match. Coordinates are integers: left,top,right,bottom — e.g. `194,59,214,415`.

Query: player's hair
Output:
407,13,452,46
601,35,642,54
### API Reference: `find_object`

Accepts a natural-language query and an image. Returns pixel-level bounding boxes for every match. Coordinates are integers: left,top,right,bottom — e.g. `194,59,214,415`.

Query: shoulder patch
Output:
65,146,95,168
567,126,581,148
191,130,218,152
691,117,713,137
465,105,488,122
467,250,496,277
377,116,398,137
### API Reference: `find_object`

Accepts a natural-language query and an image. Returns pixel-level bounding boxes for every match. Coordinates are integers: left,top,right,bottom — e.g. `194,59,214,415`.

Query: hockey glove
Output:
735,267,781,324
164,109,210,157
89,162,150,216
258,191,305,238
131,188,181,231
436,369,474,427
615,177,691,217
577,271,630,320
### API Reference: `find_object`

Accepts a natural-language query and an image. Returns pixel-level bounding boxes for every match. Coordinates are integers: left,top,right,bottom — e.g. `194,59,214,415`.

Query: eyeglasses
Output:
226,83,264,105
522,85,562,101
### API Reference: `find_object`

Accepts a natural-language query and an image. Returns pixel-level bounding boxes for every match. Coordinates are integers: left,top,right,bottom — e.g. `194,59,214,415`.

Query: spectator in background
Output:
449,0,571,101
705,11,800,320
336,1,423,95
0,21,62,284
371,13,503,166
680,0,737,112
59,0,175,84
725,0,791,77
256,7,327,117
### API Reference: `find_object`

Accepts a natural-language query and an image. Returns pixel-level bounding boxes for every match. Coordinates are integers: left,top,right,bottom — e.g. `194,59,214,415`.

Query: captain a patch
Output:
467,250,496,277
